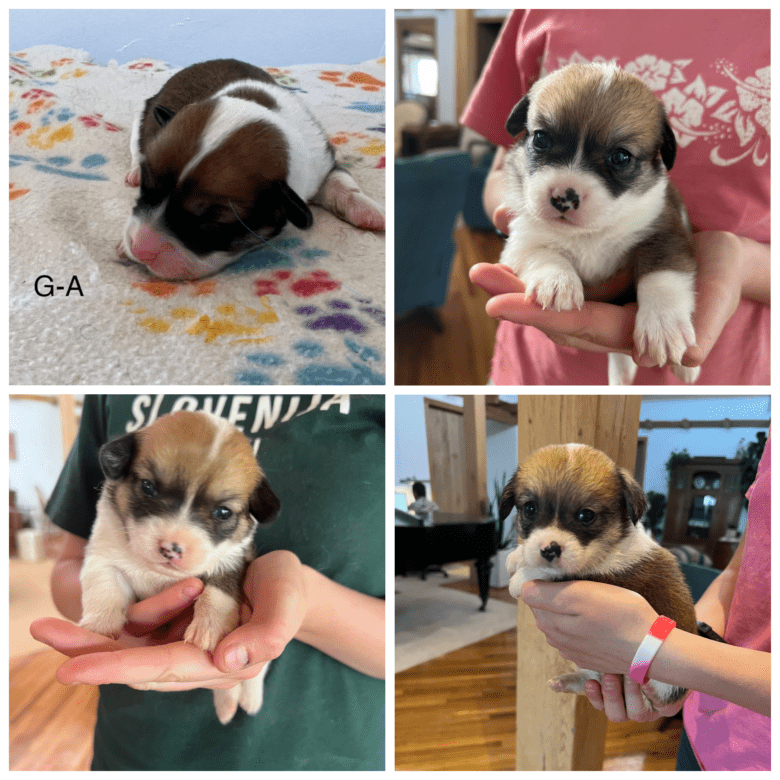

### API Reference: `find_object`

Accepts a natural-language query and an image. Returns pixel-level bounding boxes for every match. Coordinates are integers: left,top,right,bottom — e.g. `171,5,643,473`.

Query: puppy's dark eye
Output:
212,506,233,522
576,509,596,524
141,479,157,497
532,130,552,151
608,149,632,169
521,501,539,520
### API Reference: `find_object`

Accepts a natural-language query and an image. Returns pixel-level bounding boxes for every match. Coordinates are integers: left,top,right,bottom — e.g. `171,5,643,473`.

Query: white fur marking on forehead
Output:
204,413,238,467
179,96,283,183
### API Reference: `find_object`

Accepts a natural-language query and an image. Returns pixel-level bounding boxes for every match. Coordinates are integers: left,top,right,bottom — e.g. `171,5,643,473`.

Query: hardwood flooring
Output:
396,580,683,771
395,225,502,386
10,649,97,770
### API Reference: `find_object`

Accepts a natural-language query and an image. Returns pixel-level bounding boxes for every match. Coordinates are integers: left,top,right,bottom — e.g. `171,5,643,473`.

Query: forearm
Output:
737,235,770,305
650,628,770,717
297,565,385,679
51,557,83,623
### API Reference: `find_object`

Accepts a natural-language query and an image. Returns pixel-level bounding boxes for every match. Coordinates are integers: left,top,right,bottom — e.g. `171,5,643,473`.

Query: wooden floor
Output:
395,225,502,386
10,649,97,770
395,580,683,771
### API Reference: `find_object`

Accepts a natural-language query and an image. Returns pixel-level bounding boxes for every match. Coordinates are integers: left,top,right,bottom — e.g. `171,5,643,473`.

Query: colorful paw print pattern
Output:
10,47,385,385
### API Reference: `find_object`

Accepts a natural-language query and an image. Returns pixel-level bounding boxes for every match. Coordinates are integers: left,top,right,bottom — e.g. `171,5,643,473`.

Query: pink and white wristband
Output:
629,615,676,685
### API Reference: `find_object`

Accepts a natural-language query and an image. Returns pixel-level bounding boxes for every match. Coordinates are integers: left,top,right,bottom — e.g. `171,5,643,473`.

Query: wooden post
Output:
462,395,487,516
514,395,642,771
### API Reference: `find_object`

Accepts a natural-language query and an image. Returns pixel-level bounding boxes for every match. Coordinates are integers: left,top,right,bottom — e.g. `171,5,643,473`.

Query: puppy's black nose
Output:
550,188,580,213
159,541,183,560
540,541,562,562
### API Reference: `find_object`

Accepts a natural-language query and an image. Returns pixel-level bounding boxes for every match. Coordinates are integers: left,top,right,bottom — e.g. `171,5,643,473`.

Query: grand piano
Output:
395,508,498,610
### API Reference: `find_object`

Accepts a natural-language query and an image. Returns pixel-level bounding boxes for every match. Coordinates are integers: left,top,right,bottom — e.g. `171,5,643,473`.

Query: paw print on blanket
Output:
125,280,280,345
10,152,110,181
253,269,340,299
295,295,385,334
319,70,384,92
235,334,384,385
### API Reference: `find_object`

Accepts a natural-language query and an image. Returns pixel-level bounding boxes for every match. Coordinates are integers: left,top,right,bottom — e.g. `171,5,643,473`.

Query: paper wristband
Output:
629,615,676,685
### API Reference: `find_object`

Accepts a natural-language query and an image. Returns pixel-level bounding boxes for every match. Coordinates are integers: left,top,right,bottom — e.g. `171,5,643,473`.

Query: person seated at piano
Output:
408,482,439,520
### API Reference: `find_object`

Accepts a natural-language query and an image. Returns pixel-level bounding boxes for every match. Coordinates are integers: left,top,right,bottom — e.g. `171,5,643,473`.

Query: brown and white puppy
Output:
118,58,384,280
500,443,697,708
500,62,698,384
79,410,280,724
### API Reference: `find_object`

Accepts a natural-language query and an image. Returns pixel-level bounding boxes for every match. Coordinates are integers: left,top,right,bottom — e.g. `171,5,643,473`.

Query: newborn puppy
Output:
500,62,699,384
500,443,697,709
118,58,384,280
79,410,280,724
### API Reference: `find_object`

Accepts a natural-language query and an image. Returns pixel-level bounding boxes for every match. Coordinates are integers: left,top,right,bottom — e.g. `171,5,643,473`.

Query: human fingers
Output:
53,639,250,688
123,578,204,637
469,262,525,296
599,674,632,722
583,678,606,711
30,617,123,657
623,675,661,722
485,294,636,354
213,551,307,674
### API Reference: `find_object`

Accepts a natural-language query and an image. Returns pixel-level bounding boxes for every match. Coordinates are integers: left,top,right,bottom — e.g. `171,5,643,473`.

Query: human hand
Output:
583,673,688,723
519,580,658,674
30,550,308,692
476,206,746,370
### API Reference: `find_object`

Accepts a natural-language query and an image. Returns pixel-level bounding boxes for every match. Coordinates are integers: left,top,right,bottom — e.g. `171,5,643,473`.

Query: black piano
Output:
395,509,498,610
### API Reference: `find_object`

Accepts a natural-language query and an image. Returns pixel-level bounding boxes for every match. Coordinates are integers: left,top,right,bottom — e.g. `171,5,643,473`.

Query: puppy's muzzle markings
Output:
550,188,580,214
539,541,562,562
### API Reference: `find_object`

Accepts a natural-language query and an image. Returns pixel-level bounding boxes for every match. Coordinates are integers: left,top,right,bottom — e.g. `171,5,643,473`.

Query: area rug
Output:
395,570,518,672
10,46,385,385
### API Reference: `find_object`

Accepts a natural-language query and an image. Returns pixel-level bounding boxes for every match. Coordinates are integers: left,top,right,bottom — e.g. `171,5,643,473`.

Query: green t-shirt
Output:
46,394,385,771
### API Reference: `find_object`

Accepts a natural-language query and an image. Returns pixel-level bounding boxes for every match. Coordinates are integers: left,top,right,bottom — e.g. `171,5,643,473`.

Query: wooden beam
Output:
462,395,487,516
514,395,642,770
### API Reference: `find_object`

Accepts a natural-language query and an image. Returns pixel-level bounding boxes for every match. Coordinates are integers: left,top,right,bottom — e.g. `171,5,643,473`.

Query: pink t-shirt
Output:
683,432,771,771
460,9,770,386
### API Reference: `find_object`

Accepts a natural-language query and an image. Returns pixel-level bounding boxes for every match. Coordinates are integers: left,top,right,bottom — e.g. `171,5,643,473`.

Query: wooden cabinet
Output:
662,457,743,565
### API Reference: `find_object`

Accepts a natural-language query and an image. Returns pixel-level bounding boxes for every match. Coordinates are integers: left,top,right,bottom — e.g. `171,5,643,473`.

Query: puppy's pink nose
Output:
159,541,184,561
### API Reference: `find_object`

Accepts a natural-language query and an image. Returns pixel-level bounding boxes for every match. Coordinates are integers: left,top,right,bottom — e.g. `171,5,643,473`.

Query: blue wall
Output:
10,9,385,68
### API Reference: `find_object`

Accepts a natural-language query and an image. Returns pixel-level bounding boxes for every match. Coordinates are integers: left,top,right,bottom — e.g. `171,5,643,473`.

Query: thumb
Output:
213,577,306,673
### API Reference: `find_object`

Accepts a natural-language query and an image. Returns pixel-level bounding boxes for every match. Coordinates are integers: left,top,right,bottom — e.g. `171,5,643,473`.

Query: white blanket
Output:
10,46,385,384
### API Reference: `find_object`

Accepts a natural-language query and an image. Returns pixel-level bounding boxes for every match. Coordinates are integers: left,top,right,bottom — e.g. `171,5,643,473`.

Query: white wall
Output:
10,9,385,67
9,399,67,523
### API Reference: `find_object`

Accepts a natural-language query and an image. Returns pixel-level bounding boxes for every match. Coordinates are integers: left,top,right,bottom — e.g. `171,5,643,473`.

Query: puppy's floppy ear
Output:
505,95,530,138
98,433,137,480
498,472,518,521
277,181,314,229
249,477,281,525
660,117,677,171
618,468,647,525
152,105,176,128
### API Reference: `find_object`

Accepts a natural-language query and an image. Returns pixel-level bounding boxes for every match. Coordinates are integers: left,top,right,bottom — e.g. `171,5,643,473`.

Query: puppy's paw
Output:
635,269,696,368
522,267,584,311
505,546,524,576
238,664,270,716
79,607,126,639
213,686,241,725
124,167,141,188
548,669,602,694
184,614,231,653
670,363,701,384
319,169,384,231
607,352,638,386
